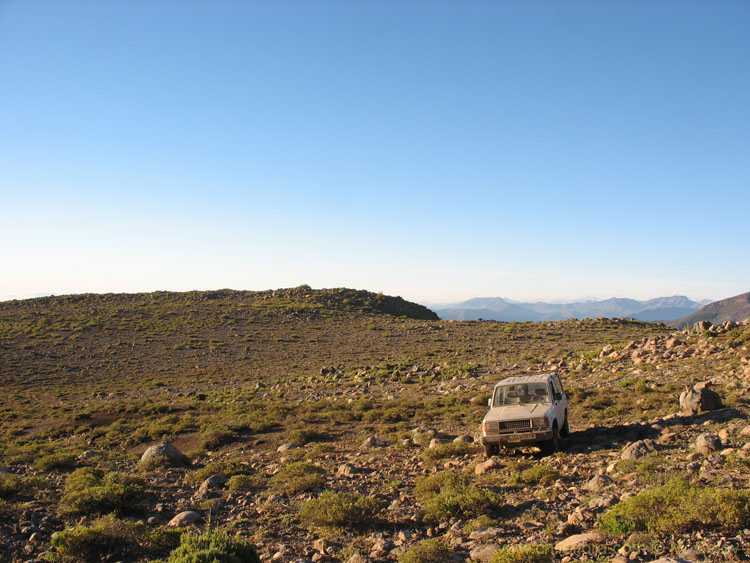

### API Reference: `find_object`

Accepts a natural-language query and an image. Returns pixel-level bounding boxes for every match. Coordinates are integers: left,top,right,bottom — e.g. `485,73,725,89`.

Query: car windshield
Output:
493,383,550,406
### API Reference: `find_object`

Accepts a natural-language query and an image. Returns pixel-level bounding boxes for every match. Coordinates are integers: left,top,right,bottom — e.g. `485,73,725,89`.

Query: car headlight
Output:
532,417,549,429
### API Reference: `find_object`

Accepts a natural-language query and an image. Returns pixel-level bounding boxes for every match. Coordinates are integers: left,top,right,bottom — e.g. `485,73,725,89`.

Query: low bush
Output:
0,473,48,499
50,514,181,562
415,471,502,523
286,428,322,446
190,460,249,484
507,463,560,486
33,452,78,471
397,538,452,563
421,441,473,466
269,462,324,495
58,467,147,518
167,529,260,562
227,473,267,492
598,477,750,535
300,491,385,531
489,543,554,563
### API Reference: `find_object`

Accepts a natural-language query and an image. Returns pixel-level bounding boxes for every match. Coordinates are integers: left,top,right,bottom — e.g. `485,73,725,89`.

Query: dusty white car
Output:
480,373,569,456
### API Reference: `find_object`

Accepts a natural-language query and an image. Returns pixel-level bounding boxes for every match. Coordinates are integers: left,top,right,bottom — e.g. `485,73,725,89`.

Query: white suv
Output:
480,373,569,456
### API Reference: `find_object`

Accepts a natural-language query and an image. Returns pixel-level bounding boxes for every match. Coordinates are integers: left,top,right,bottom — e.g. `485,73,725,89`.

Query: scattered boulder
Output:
168,511,201,527
584,473,613,491
469,544,498,562
554,532,606,552
454,434,474,443
337,463,357,477
679,383,722,415
620,439,657,460
362,436,386,448
644,559,692,563
140,442,187,466
196,474,227,498
277,443,297,453
694,433,722,455
475,458,502,475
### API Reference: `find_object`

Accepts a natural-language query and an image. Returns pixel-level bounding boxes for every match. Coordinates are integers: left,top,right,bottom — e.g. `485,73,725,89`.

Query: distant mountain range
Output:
667,291,750,328
429,295,709,322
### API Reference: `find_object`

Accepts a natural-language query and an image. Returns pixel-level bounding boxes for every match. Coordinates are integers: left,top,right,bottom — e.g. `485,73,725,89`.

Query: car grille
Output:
499,420,531,431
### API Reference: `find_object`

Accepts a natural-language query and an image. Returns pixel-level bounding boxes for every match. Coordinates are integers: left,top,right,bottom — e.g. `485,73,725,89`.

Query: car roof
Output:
493,374,557,388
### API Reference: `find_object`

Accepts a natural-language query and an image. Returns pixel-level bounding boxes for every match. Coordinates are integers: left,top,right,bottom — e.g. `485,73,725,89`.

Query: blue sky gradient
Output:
1,1,748,302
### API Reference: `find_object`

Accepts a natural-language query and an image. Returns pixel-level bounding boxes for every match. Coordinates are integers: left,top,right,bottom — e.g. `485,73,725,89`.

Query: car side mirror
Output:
488,398,492,407
555,392,562,401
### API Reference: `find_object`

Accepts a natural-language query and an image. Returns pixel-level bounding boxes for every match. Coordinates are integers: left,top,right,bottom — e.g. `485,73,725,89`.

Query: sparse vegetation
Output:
598,477,750,534
300,491,385,531
166,529,260,563
58,467,147,518
489,543,554,563
269,462,325,495
415,471,502,523
398,538,452,563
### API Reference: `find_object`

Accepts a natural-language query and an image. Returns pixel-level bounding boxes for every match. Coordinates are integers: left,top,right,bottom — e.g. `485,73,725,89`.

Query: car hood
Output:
483,403,549,422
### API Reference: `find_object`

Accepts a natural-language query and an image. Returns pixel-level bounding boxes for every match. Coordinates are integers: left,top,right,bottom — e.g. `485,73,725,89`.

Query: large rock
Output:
469,544,498,562
361,436,386,448
584,474,613,491
140,442,187,466
554,532,606,552
679,383,722,415
196,474,227,498
168,510,201,527
694,433,722,454
475,458,502,475
620,439,657,461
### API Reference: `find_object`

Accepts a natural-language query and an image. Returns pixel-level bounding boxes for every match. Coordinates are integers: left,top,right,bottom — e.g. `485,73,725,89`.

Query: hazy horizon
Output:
2,2,748,305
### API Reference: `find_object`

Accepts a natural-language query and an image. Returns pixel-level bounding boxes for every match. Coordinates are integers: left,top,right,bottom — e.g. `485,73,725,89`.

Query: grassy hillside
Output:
1,288,749,562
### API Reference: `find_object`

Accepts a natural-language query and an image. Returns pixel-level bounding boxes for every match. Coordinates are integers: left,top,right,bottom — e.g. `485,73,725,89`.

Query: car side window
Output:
553,375,565,396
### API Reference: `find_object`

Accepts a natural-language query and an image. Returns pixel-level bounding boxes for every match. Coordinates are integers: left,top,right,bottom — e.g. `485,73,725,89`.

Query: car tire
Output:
560,415,570,438
483,443,499,458
542,424,560,455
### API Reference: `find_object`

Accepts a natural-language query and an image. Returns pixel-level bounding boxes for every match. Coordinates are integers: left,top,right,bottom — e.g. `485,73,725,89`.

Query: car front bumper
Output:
480,430,553,446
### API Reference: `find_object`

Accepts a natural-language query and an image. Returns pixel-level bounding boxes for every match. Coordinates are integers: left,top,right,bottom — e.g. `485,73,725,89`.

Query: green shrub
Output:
598,477,750,535
50,514,181,562
415,471,502,523
190,460,249,484
199,423,235,450
489,543,554,563
300,491,385,531
421,441,473,466
0,473,48,499
286,428,321,446
59,467,147,518
398,538,452,563
507,464,560,486
33,452,78,471
227,474,267,492
167,529,260,562
269,462,324,495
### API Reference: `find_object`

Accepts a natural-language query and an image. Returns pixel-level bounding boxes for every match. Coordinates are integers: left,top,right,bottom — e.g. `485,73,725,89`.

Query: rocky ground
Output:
1,291,749,562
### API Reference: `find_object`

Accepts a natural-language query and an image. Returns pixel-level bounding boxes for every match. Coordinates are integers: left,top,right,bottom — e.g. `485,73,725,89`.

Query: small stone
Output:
362,436,386,448
277,443,297,453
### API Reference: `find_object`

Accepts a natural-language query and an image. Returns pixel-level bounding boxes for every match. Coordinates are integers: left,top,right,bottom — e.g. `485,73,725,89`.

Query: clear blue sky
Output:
1,1,748,303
